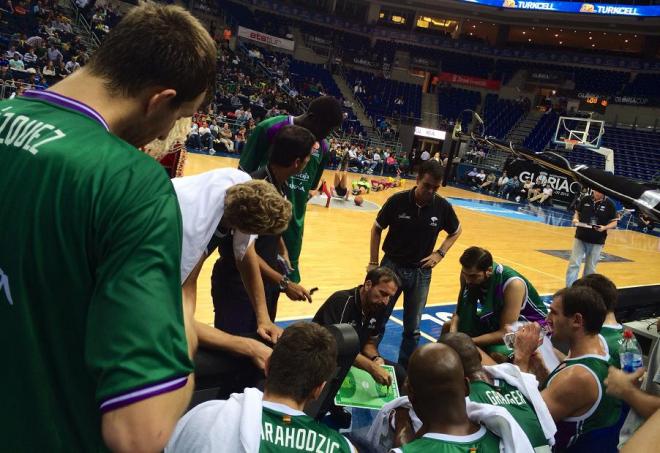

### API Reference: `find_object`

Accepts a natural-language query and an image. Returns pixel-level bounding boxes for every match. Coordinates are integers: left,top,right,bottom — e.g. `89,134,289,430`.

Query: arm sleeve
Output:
442,203,461,235
375,197,394,229
238,124,268,173
87,169,192,412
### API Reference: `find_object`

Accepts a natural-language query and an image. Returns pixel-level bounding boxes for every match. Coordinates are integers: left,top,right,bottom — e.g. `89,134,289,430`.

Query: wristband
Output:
371,355,382,361
368,261,378,265
278,275,290,292
436,249,446,258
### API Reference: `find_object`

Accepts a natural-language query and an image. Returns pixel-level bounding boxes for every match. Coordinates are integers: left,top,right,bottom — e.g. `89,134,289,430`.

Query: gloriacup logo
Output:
519,171,581,195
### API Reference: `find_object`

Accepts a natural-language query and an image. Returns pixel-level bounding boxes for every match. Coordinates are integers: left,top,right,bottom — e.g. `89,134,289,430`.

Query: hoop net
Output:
563,139,579,151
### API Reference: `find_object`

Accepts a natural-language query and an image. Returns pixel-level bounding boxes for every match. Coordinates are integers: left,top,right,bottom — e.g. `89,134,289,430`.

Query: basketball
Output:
354,195,364,206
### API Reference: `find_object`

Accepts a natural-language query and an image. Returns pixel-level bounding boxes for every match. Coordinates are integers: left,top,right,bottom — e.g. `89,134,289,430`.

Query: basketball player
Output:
0,4,215,451
392,343,502,452
238,96,344,283
513,286,622,451
166,322,357,452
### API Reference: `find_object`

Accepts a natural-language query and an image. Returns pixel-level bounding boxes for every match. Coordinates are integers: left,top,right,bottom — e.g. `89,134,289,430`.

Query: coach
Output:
368,160,462,367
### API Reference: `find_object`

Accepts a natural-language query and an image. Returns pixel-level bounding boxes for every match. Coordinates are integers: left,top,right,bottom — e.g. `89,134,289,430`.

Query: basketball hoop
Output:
563,139,579,151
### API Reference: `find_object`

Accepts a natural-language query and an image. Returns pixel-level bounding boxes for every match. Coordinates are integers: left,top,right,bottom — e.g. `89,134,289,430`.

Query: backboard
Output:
552,116,605,150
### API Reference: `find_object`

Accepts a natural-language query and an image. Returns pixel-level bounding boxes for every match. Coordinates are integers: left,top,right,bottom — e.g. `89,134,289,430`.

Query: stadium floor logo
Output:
308,195,380,212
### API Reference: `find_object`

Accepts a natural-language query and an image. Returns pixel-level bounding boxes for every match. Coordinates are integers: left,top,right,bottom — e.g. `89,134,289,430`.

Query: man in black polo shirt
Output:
566,189,619,286
313,267,401,386
369,160,462,367
211,125,316,336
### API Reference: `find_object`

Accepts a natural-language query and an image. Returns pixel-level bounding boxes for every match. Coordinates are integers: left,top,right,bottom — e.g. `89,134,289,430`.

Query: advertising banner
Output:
459,0,660,17
237,26,295,51
505,159,582,204
437,72,501,90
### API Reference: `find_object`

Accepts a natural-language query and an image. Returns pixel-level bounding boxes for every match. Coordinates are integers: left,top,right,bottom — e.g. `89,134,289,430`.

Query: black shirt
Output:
575,195,618,245
376,188,460,266
312,286,386,347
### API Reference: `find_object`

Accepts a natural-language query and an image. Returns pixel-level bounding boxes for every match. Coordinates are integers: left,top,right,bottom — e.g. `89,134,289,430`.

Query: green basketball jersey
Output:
0,91,192,451
469,380,548,448
239,115,328,282
260,402,355,452
391,427,500,453
542,354,622,450
457,262,547,338
600,324,623,368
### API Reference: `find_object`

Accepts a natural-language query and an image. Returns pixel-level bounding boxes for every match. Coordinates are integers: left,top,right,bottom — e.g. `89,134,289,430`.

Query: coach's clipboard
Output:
334,365,400,410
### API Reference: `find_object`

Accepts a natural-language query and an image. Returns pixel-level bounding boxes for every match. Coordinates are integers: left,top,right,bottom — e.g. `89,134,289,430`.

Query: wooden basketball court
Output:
184,153,660,325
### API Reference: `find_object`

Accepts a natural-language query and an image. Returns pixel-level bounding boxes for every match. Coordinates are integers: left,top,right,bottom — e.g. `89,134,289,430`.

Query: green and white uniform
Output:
600,324,623,368
391,427,500,453
542,354,622,450
260,401,355,452
0,90,192,451
469,380,549,449
239,115,328,282
456,262,548,355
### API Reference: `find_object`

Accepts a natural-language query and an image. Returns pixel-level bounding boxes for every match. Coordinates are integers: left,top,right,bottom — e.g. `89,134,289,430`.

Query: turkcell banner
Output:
237,26,295,51
505,159,582,204
460,0,660,16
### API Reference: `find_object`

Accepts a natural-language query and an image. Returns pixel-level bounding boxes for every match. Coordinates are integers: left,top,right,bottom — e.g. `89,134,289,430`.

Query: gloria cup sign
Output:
506,159,582,204
237,26,295,51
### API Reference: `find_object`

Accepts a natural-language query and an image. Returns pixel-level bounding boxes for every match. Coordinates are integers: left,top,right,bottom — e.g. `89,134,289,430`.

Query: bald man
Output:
439,333,552,452
392,343,500,452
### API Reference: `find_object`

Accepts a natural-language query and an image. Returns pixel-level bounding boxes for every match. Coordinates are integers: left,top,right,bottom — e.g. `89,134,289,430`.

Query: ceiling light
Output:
528,38,532,42
554,34,559,37
523,31,526,35
625,39,629,43
589,36,593,40
592,43,595,47
559,41,563,44
634,34,637,37
473,24,476,28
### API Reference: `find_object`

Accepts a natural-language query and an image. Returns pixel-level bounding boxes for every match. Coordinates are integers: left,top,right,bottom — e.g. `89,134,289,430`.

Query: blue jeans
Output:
381,256,432,368
566,239,604,287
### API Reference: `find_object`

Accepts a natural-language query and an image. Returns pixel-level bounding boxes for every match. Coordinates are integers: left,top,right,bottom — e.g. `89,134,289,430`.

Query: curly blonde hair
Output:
223,180,292,235
143,117,191,160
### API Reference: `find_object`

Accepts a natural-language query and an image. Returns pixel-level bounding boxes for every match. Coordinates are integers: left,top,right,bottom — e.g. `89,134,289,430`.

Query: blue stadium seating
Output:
483,94,525,140
345,69,422,120
437,87,481,127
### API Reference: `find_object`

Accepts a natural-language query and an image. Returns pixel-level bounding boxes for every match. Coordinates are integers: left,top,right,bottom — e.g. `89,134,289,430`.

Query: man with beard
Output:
313,267,401,387
448,246,548,357
369,160,462,368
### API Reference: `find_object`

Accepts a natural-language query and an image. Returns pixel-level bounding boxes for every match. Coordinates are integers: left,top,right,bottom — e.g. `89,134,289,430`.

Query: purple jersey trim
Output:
99,375,188,413
22,89,109,130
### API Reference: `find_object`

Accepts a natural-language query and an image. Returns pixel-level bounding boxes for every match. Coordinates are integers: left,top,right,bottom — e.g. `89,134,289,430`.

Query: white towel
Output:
165,387,264,453
365,396,422,452
172,168,256,282
367,396,534,452
485,363,557,446
467,400,535,453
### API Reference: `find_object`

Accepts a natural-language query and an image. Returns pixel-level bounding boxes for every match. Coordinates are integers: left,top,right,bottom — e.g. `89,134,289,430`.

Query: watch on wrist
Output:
437,249,446,258
278,275,290,292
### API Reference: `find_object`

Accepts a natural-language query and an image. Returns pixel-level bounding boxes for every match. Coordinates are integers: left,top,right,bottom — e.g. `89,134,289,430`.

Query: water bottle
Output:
620,329,643,373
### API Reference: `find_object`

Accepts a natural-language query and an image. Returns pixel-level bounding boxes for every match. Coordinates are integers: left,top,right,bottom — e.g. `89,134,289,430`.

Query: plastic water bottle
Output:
620,329,643,373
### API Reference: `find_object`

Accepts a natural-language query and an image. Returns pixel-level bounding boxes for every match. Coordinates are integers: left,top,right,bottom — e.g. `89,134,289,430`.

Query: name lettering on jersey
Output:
261,421,341,452
485,389,527,406
0,107,66,155
0,268,14,306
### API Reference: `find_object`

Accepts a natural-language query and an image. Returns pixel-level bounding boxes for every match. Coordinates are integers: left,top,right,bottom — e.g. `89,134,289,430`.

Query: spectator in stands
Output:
420,149,431,162
496,171,509,194
8,54,24,71
1,3,217,451
566,189,618,286
439,332,555,450
369,160,462,367
42,60,56,76
530,184,553,204
392,343,502,451
513,286,622,451
479,172,497,193
46,44,63,63
65,56,80,74
218,123,234,152
313,267,402,387
4,45,21,60
22,47,37,66
465,167,479,185
518,179,535,202
572,274,622,367
187,122,201,149
166,322,356,453
198,122,213,153
448,246,547,357
384,153,398,175
474,169,486,189
501,176,520,200
234,126,246,153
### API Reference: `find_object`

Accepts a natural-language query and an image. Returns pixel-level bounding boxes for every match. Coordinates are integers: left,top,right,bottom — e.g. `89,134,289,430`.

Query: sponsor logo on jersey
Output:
430,216,438,227
398,213,411,220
